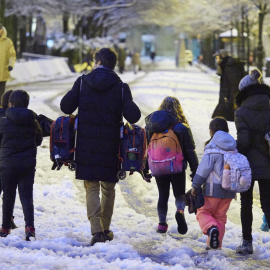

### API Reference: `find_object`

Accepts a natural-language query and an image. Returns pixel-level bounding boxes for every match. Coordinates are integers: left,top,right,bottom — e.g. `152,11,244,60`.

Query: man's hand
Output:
8,66,13,71
191,187,197,197
143,172,152,183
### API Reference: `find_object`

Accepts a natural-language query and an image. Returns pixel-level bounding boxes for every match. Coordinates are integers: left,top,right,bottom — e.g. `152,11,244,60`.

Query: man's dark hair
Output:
9,90,30,108
94,48,118,70
1,90,13,109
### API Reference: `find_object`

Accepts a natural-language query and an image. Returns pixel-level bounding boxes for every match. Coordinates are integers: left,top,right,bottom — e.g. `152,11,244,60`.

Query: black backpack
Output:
50,114,77,170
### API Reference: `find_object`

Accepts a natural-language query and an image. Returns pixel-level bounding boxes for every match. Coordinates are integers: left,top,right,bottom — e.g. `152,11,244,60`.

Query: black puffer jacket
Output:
60,67,141,182
235,83,270,179
0,107,43,168
0,108,5,119
145,110,198,177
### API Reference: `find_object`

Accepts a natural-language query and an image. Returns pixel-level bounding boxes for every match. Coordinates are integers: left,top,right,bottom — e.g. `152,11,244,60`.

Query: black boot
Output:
90,232,105,246
25,226,36,241
0,228,10,237
10,216,18,229
104,230,114,241
207,226,219,249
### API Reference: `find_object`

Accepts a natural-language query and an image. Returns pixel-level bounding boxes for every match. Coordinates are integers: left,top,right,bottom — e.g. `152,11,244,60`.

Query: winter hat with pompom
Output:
239,68,262,91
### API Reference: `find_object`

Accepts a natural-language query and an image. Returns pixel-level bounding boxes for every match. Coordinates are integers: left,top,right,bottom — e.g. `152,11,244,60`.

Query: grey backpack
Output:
205,149,252,193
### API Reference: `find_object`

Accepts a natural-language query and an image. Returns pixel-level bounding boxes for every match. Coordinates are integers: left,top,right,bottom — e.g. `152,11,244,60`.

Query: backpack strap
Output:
204,149,224,196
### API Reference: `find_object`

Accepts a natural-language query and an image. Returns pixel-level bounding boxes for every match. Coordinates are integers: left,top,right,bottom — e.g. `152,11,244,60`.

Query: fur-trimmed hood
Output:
235,83,270,108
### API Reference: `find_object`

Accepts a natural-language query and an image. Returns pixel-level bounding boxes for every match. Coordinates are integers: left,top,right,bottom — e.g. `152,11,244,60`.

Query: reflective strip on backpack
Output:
150,157,176,163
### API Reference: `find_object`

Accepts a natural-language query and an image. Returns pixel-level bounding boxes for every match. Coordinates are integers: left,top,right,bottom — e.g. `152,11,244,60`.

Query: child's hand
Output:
191,187,197,196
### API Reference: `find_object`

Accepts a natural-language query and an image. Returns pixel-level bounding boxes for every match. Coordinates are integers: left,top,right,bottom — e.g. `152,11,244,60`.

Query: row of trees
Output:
0,0,269,70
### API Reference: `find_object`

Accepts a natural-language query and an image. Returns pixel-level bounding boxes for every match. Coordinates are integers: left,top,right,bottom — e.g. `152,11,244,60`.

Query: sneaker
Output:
10,216,18,230
90,232,105,246
0,228,10,237
236,239,253,255
25,226,36,241
207,226,219,249
175,210,188,234
156,223,168,233
104,230,114,241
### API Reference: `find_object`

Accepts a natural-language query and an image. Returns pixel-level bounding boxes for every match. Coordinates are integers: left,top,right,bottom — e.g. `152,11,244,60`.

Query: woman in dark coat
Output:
145,96,198,235
234,69,270,255
212,50,245,121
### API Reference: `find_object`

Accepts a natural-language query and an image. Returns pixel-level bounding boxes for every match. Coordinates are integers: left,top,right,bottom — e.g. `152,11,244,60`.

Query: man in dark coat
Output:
234,69,270,255
0,90,43,240
60,48,141,246
212,49,245,121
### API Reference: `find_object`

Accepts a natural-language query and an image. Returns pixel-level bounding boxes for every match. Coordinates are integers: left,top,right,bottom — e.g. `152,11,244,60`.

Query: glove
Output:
191,187,197,197
142,169,152,183
8,66,13,71
144,174,152,183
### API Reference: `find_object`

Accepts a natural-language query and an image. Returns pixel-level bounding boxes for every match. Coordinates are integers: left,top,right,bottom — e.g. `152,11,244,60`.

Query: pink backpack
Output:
147,128,183,176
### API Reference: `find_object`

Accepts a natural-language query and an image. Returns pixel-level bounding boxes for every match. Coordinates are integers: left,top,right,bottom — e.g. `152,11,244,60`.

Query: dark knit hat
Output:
213,49,229,58
239,68,262,91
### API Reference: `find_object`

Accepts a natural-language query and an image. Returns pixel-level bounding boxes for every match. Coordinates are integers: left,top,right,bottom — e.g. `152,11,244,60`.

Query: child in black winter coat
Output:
0,90,17,229
0,90,43,240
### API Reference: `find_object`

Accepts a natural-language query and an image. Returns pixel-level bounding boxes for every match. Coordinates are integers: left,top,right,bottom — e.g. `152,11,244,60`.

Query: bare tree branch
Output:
89,0,138,11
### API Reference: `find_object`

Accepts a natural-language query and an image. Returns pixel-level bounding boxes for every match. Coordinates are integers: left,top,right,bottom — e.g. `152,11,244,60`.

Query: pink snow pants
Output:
196,196,232,248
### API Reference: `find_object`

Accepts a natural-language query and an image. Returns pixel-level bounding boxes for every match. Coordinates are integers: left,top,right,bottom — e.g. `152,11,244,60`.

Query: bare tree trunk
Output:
246,7,250,73
230,25,233,56
63,12,69,33
236,21,240,58
241,6,245,60
256,4,267,72
0,0,5,23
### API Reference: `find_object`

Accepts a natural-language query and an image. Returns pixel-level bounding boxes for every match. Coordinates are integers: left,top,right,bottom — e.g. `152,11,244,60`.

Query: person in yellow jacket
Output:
0,24,16,98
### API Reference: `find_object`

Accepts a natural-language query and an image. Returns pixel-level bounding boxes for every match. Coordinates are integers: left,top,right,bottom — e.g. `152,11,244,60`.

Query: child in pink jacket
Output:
191,117,236,249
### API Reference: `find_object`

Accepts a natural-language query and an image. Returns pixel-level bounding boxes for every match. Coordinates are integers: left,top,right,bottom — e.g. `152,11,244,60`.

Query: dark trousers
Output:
1,167,35,229
155,172,186,224
240,179,270,241
0,81,6,99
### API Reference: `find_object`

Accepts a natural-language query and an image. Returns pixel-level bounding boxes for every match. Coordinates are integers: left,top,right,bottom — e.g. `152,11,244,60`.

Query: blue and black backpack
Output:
50,114,77,171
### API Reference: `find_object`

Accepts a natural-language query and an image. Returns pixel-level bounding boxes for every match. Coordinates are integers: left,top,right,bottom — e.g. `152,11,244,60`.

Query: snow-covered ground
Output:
2,58,270,269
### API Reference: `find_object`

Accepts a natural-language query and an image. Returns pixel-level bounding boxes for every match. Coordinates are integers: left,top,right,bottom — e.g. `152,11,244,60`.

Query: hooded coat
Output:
192,131,236,199
212,56,245,121
60,67,141,182
0,27,16,82
234,83,270,179
145,110,198,177
0,107,43,168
